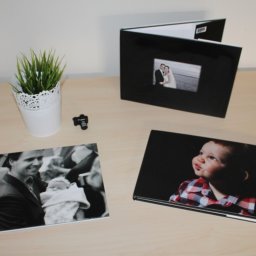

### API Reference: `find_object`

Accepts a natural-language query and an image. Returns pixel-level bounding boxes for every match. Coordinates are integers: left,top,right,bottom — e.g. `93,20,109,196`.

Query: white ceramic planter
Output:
13,82,61,137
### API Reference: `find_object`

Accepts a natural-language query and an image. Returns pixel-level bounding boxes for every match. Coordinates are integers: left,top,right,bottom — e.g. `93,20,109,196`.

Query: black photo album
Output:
120,19,242,117
133,130,256,222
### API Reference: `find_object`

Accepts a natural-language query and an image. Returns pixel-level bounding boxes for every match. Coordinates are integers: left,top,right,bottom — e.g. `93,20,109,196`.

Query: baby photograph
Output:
134,130,256,221
0,143,109,232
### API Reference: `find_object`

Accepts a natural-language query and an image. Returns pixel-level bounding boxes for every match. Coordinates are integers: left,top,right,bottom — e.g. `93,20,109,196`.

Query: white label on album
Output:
196,26,207,34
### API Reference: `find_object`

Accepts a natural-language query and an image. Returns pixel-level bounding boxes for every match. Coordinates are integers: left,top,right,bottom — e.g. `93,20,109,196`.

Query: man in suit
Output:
154,63,165,86
0,150,46,231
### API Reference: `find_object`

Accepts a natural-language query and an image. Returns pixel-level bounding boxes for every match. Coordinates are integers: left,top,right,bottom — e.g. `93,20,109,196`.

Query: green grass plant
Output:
12,49,66,95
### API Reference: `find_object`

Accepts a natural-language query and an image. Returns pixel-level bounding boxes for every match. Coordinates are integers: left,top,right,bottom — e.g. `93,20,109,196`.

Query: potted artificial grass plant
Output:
11,49,66,137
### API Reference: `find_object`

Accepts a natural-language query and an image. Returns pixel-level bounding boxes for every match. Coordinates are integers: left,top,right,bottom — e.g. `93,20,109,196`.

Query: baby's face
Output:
47,181,68,191
192,141,233,180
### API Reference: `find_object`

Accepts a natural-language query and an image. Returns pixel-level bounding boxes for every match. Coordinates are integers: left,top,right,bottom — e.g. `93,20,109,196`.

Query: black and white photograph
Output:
0,143,109,232
153,58,201,92
134,130,256,222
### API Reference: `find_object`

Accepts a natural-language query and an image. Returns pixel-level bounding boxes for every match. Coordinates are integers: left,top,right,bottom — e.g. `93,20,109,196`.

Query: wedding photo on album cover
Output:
133,130,256,222
153,58,202,92
0,143,109,232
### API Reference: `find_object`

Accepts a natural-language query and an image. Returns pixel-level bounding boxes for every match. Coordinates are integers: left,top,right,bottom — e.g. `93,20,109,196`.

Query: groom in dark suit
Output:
0,150,46,231
154,63,165,86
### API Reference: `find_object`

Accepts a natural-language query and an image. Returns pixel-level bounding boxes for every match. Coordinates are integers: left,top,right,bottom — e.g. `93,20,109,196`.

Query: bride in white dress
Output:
160,66,177,89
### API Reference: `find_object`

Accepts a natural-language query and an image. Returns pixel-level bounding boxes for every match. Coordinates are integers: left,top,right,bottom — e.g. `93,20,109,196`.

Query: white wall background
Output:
0,0,255,82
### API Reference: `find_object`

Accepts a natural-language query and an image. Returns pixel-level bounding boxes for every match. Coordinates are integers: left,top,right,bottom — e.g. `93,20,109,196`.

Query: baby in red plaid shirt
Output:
170,140,256,216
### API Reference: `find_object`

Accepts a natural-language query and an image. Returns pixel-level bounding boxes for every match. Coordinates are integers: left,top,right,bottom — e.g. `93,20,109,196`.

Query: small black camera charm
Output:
73,114,88,130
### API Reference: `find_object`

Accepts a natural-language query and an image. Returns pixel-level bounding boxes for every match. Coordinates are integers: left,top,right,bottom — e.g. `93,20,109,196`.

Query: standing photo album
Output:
120,18,242,117
133,130,256,222
0,143,109,232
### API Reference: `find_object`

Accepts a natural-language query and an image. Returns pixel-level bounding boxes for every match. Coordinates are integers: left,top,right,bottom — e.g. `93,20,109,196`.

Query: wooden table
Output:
0,71,256,256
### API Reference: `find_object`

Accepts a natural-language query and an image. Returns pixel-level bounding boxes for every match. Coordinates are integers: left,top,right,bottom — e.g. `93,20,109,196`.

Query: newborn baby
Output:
40,177,90,225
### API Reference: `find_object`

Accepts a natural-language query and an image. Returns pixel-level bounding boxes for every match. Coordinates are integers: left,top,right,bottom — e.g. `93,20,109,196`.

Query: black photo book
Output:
133,130,256,222
120,19,242,117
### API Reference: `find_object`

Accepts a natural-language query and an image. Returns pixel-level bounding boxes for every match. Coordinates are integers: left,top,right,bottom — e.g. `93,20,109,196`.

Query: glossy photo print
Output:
0,144,109,232
153,58,201,92
134,130,256,222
